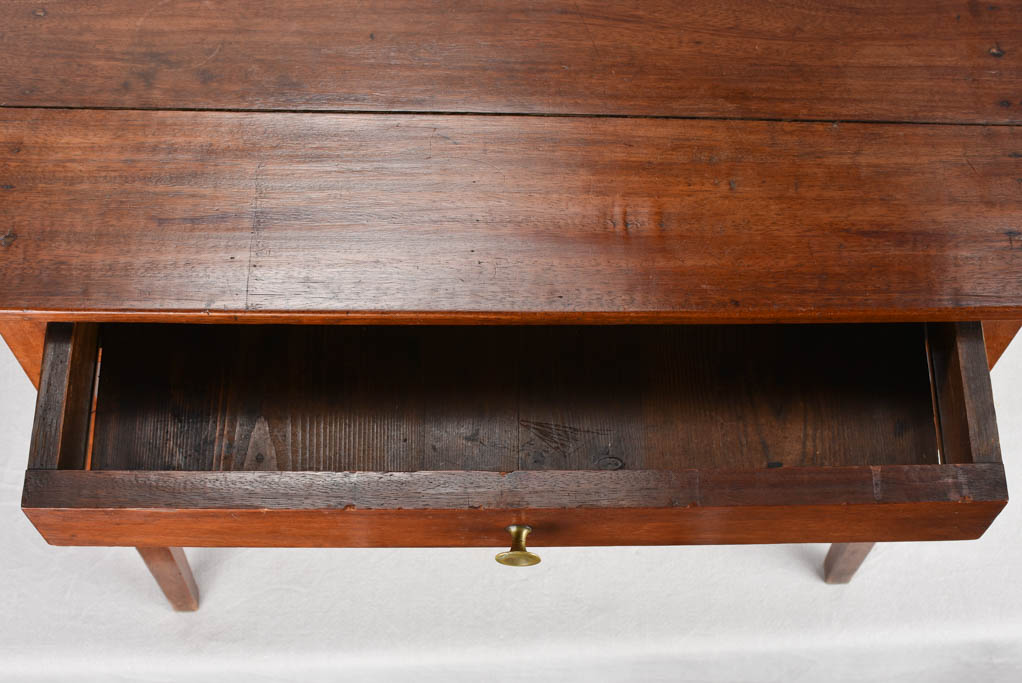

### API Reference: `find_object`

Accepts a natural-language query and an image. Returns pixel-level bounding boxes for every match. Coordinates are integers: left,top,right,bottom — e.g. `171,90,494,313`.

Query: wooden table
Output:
2,0,1020,611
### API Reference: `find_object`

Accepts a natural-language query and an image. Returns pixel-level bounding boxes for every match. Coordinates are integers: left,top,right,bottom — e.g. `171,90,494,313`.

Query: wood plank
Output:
25,504,1007,547
88,324,939,472
984,320,1022,368
136,547,199,611
0,318,46,388
928,322,1003,464
24,465,1008,510
3,111,1022,323
21,465,1008,547
27,324,100,470
518,327,643,470
1,1,1020,124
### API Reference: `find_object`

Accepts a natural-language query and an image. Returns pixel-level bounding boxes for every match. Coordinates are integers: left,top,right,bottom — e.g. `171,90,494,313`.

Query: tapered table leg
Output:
823,542,875,584
136,547,200,611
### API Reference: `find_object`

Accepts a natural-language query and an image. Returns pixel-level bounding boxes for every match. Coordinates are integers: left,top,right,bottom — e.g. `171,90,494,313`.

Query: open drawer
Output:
22,322,1006,548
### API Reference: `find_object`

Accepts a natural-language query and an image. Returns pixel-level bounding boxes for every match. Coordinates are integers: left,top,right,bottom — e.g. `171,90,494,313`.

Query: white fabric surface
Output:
0,332,1020,682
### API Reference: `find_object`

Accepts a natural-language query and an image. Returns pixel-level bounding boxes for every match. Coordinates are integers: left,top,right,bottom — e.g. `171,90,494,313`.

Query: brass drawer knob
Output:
495,524,541,566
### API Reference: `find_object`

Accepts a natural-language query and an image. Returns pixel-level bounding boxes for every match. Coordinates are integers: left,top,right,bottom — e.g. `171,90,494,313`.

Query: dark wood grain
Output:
1,1,1020,124
3,111,1022,323
136,547,199,611
928,322,1002,464
823,542,875,584
517,327,642,471
24,465,1007,511
21,465,1007,547
27,324,99,470
984,320,1022,368
0,318,46,388
88,324,939,472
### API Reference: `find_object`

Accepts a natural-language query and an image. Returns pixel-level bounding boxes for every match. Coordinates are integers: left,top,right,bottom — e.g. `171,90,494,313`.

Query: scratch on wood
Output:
135,0,172,35
192,41,224,69
1007,230,1022,250
520,419,611,455
573,2,601,59
244,160,266,310
871,465,882,502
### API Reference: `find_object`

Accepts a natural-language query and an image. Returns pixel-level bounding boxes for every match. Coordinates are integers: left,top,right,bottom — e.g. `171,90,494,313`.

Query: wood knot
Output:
595,456,624,470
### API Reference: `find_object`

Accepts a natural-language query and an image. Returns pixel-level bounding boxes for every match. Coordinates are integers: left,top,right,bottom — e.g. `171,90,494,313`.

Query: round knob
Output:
495,524,541,566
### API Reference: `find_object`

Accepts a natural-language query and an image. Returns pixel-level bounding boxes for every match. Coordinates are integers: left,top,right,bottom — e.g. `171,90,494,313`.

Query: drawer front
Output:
22,322,1007,547
24,466,1006,547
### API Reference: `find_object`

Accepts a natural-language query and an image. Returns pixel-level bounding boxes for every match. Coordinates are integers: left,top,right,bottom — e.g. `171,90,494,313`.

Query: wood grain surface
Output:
88,324,939,472
7,2,1019,558
0,319,46,387
984,320,1022,367
28,324,99,470
25,502,1007,547
25,465,1007,510
2,110,1021,322
136,547,199,611
1,0,1019,123
929,322,1003,464
22,465,1007,547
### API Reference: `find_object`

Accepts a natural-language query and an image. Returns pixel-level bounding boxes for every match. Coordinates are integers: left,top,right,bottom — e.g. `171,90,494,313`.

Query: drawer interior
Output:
88,323,939,473
24,321,1006,548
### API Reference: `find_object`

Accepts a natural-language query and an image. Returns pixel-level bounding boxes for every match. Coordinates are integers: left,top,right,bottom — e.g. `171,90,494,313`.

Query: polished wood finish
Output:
25,502,1008,549
823,542,876,584
27,324,99,470
7,2,1019,595
0,319,46,388
136,547,199,612
984,320,1022,368
21,466,1007,547
3,111,1022,323
929,322,1002,465
89,324,938,473
2,1,1020,124
3,0,1018,607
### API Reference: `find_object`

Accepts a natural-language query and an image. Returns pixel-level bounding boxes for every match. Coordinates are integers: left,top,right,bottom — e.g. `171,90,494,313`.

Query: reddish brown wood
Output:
136,547,199,611
27,324,100,470
24,501,1005,548
0,318,45,388
5,0,1019,598
21,465,1007,547
984,320,1022,368
1,1,1019,124
2,111,1022,323
823,542,875,584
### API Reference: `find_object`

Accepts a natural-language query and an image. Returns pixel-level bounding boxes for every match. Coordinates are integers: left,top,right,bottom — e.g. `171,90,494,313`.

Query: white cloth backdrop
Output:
1,332,1020,683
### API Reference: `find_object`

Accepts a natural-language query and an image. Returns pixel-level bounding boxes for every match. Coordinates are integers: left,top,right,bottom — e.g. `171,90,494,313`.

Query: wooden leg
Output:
823,542,875,584
136,547,200,611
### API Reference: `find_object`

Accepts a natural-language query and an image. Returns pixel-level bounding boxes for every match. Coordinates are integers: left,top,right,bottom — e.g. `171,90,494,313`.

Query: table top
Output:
1,0,1021,323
